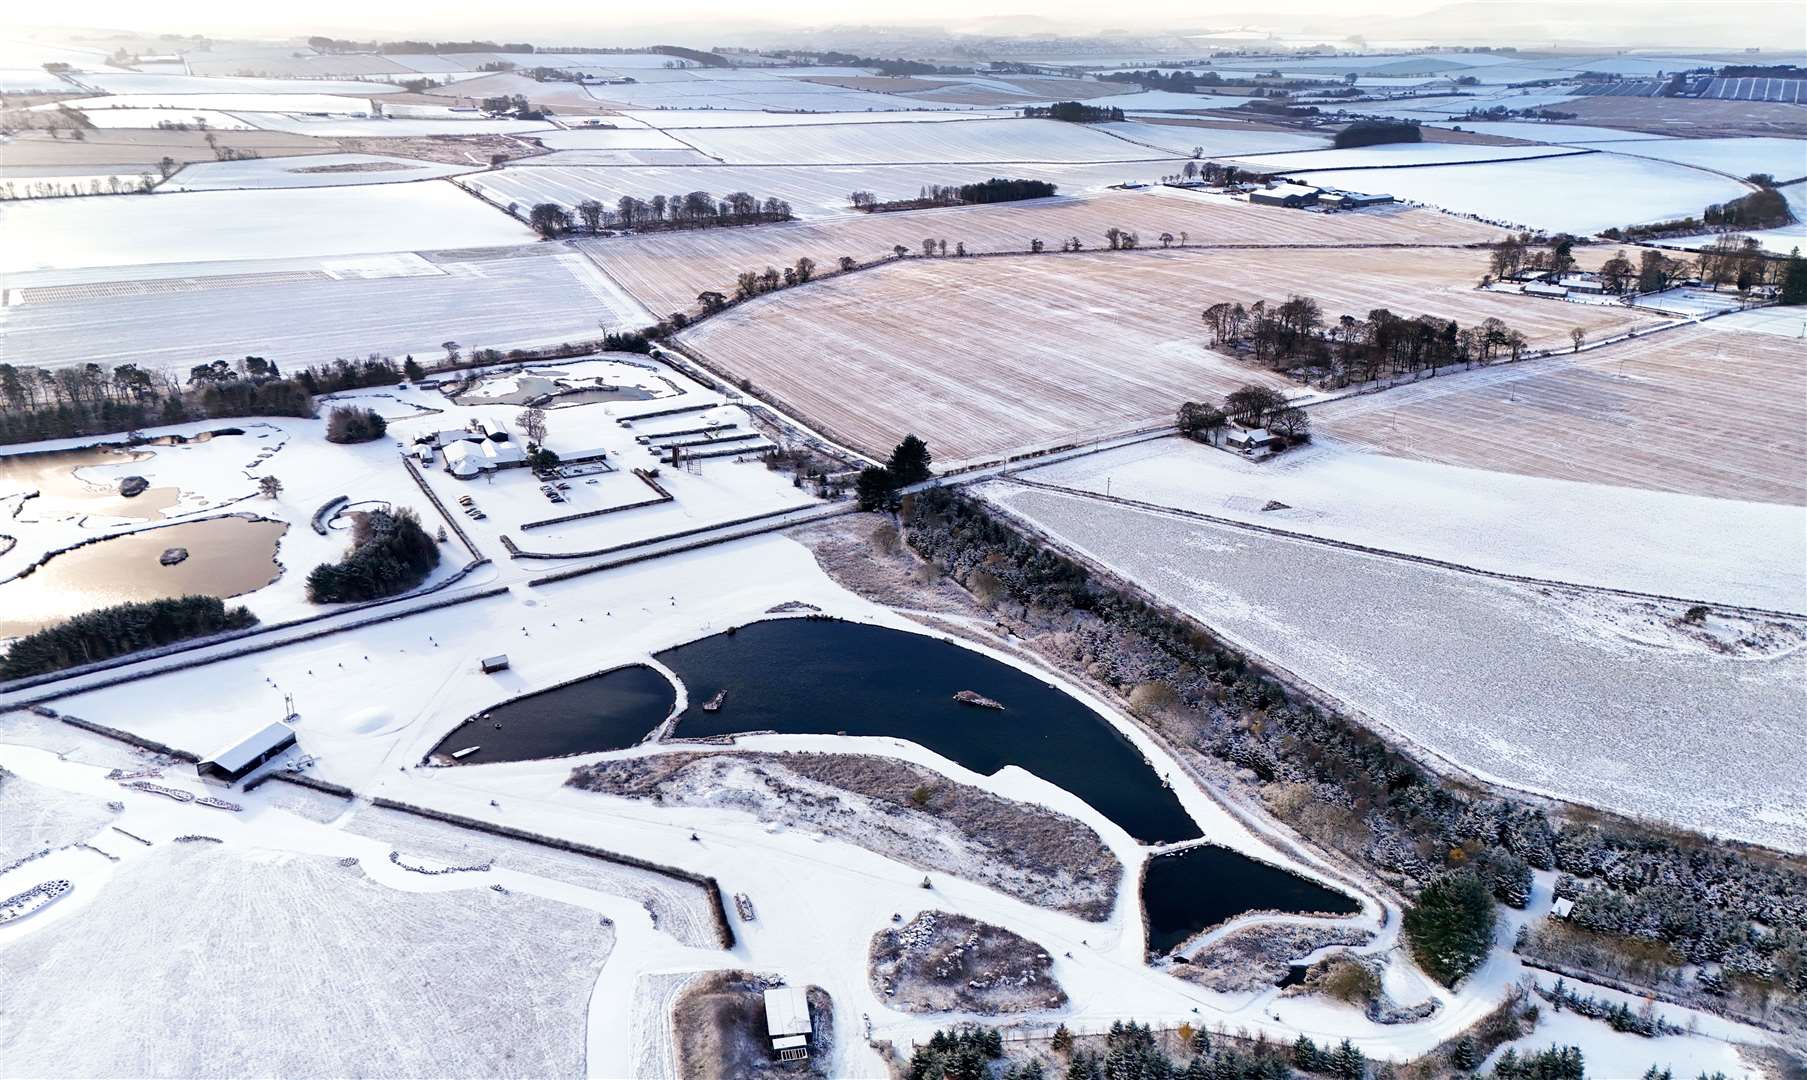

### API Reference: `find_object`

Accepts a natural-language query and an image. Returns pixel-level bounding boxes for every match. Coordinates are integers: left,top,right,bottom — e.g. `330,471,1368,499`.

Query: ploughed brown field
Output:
676,245,1653,464
1314,323,1807,505
1555,96,1807,139
584,188,1511,318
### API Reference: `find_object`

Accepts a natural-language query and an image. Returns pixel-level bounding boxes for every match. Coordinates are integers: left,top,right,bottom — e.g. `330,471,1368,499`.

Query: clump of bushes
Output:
305,508,439,603
0,596,256,679
324,405,386,444
1333,119,1423,148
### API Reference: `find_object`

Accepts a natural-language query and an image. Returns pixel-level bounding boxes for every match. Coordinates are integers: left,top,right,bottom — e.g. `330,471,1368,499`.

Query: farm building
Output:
762,986,812,1062
196,721,296,785
552,446,610,466
1319,189,1395,209
421,428,482,449
443,439,528,479
1249,183,1321,208
1523,281,1571,299
1224,426,1280,459
1557,272,1609,294
480,654,511,674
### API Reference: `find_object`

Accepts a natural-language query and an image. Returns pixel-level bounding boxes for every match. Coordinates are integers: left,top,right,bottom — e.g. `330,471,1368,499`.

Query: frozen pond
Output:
0,516,287,639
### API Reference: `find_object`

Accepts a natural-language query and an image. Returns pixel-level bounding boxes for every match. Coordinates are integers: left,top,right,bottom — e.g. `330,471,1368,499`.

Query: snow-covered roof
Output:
1552,896,1576,918
554,446,610,463
444,441,484,477
483,441,526,465
763,986,810,1039
772,1035,808,1051
1524,282,1570,297
200,721,295,773
1259,182,1320,199
1228,427,1276,444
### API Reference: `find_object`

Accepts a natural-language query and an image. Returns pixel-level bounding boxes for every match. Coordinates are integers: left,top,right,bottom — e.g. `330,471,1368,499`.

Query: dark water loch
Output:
433,663,676,764
1144,845,1360,954
660,618,1200,844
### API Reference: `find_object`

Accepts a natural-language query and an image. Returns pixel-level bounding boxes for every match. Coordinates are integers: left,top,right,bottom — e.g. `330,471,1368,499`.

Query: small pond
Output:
432,663,676,764
0,516,287,639
1143,844,1361,955
661,618,1201,844
0,446,179,522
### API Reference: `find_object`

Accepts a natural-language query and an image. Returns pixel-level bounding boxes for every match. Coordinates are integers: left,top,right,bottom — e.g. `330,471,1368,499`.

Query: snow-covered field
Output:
0,842,614,1078
616,108,1019,129
62,72,405,96
534,126,697,150
0,67,73,91
1434,122,1673,144
982,482,1807,853
236,113,557,137
666,117,1243,165
464,160,1192,220
0,181,534,272
583,190,1505,318
1226,142,1589,172
1285,153,1749,232
1311,323,1807,506
1,248,652,376
76,107,260,130
52,91,379,114
1017,436,1806,612
1589,136,1807,178
678,246,1648,463
1663,222,1807,255
161,153,482,191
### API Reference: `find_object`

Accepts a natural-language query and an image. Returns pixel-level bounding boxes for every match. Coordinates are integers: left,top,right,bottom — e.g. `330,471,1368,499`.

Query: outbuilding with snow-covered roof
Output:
762,986,812,1061
1249,182,1321,207
196,721,296,785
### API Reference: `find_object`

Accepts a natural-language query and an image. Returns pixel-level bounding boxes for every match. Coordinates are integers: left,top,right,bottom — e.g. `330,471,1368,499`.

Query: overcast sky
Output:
8,0,1801,45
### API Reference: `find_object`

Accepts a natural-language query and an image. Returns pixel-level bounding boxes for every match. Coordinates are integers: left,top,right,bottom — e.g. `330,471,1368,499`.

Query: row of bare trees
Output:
1489,232,1790,297
524,190,794,238
1203,296,1530,386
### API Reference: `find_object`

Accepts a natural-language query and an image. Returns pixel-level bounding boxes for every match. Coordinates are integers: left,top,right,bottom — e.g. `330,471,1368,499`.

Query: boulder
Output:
118,476,150,497
159,547,188,566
